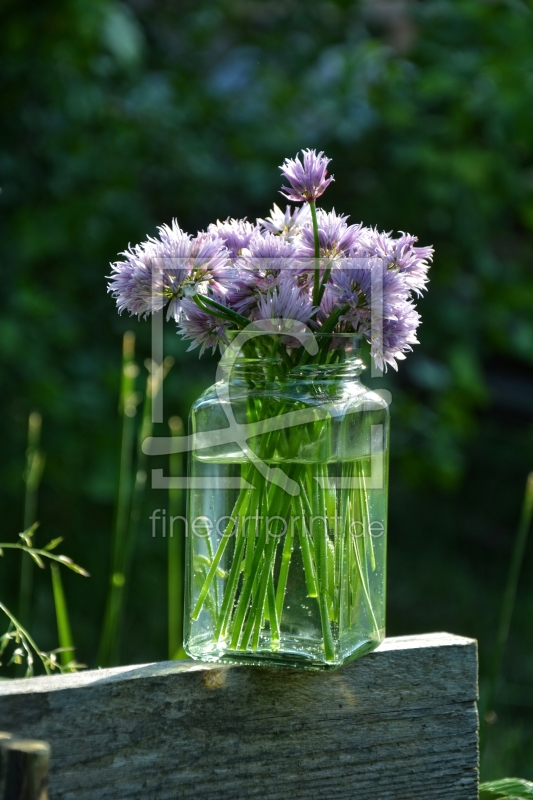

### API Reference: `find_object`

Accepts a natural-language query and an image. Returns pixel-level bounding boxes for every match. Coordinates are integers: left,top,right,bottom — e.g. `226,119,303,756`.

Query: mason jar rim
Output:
224,331,363,339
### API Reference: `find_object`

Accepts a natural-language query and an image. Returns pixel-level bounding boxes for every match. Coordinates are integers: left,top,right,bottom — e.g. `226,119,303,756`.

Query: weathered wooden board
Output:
0,633,478,800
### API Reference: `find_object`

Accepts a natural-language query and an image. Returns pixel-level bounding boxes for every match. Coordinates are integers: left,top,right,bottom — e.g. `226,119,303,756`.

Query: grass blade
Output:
50,563,75,670
481,472,533,759
479,777,533,799
113,356,174,662
98,340,173,667
97,332,139,667
19,412,45,628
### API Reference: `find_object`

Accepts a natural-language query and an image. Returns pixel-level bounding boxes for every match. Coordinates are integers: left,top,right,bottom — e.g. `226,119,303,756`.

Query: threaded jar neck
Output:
219,333,365,385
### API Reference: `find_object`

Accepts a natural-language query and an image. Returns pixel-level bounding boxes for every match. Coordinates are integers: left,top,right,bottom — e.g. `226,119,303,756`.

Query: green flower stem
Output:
243,475,263,580
337,461,353,614
275,518,295,621
310,464,335,658
310,201,321,306
352,461,370,593
193,294,248,329
300,478,313,518
324,472,336,522
239,549,264,639
321,463,337,620
357,459,376,571
197,564,218,621
317,263,333,305
345,506,354,614
296,306,349,369
298,498,318,598
312,466,329,595
351,518,380,638
249,535,278,651
230,468,298,649
191,478,251,620
319,305,348,335
243,512,258,580
205,534,219,616
191,532,230,621
334,509,343,608
318,589,336,662
229,524,267,648
268,570,280,645
326,535,336,620
214,531,247,641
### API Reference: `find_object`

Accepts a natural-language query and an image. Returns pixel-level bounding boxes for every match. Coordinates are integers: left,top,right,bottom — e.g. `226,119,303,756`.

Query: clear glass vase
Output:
184,334,389,669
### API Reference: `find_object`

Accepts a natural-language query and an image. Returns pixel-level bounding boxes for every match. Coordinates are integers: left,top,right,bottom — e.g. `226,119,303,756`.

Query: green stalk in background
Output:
481,471,533,761
168,415,187,659
116,355,174,662
50,563,76,670
97,332,139,667
98,334,173,667
19,412,45,628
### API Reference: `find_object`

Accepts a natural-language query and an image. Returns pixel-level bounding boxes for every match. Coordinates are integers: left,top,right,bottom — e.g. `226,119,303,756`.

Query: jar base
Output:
184,631,384,671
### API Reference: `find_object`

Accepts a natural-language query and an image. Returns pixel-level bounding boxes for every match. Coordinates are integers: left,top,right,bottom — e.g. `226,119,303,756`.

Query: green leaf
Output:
479,778,533,799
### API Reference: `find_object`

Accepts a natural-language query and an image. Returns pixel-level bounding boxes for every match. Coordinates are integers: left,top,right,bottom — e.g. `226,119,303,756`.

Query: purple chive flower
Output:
333,258,410,316
207,218,258,259
108,220,229,322
108,241,165,319
256,274,315,327
227,232,300,317
300,209,363,259
356,228,433,296
326,251,423,370
240,231,297,273
328,267,365,311
372,301,421,372
327,266,371,334
388,233,433,295
178,294,231,356
279,149,334,203
257,203,311,242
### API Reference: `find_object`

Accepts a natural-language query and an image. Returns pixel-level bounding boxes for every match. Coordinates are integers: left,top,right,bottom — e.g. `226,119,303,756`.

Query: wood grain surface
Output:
0,633,478,800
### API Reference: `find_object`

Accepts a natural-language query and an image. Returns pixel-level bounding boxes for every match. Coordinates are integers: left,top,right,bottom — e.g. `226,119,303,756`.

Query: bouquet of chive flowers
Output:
108,150,433,669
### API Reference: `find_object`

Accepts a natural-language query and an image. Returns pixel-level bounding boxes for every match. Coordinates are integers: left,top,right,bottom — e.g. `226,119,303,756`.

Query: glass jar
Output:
184,333,389,669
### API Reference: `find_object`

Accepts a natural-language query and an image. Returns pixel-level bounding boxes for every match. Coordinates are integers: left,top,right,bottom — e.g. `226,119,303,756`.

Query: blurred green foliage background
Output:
1,0,533,779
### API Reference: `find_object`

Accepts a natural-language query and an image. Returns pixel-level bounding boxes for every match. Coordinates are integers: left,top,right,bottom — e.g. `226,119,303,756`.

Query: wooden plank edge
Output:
0,632,477,697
